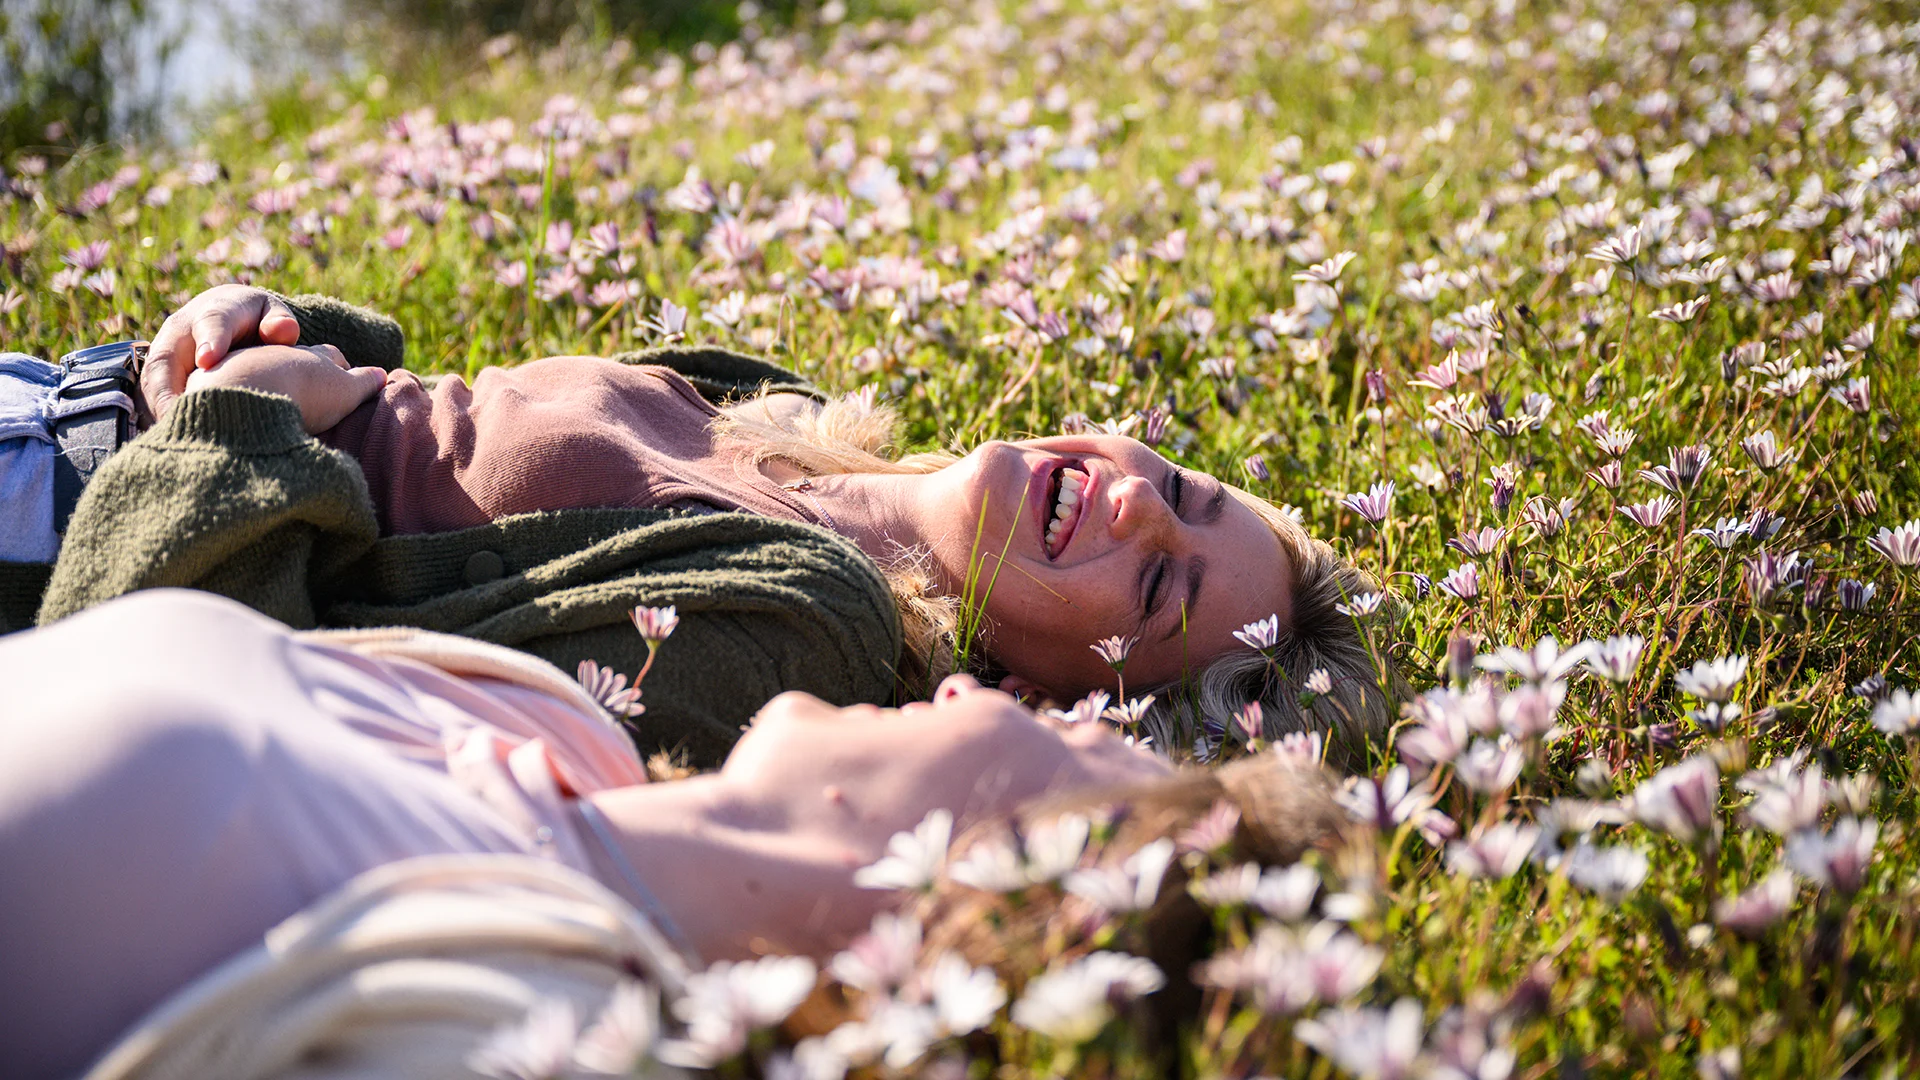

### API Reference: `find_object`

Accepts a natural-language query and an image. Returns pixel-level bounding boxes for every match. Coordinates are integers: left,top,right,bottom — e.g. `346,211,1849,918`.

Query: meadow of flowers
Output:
7,0,1920,1074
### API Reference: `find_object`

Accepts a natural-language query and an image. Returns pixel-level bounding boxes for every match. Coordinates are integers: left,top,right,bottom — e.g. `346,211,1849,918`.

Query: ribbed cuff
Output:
152,387,310,454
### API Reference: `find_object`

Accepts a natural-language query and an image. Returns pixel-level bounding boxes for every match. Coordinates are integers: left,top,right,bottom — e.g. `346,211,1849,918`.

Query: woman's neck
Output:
786,470,942,571
575,778,885,962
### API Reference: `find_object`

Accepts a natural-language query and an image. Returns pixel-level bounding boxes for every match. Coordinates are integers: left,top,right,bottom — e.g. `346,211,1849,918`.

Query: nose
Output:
936,673,984,702
1107,474,1176,542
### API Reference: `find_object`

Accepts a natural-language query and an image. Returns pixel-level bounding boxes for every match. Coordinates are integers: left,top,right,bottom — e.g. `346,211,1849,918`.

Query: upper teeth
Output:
1046,469,1087,553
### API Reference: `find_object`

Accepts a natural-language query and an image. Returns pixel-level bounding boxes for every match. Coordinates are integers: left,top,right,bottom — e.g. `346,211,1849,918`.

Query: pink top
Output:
0,589,649,1079
319,359,821,534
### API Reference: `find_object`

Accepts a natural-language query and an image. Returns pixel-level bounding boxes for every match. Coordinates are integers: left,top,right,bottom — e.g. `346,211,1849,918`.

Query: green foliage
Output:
0,0,166,155
5,0,1920,1074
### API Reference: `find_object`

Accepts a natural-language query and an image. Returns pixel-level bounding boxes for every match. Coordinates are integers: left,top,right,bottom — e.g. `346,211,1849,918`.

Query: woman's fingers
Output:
191,291,298,369
256,301,301,350
142,286,302,427
189,310,238,370
299,363,386,434
142,310,198,424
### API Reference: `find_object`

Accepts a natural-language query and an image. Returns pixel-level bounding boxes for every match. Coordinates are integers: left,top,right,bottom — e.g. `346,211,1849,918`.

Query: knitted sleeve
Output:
321,510,903,767
271,292,408,372
38,388,380,630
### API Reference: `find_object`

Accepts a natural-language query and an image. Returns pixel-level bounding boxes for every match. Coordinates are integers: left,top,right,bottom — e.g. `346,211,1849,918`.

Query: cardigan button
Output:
463,550,506,585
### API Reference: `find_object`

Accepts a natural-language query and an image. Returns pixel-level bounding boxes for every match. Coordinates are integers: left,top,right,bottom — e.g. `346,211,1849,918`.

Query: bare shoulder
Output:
720,392,824,426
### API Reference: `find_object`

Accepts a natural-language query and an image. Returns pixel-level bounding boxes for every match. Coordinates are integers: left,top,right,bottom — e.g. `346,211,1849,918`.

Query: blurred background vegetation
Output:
354,0,800,49
0,0,859,158
1,0,170,152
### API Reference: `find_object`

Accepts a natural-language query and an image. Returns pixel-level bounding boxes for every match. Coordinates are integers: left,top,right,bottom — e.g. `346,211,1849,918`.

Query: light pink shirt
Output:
0,590,647,1079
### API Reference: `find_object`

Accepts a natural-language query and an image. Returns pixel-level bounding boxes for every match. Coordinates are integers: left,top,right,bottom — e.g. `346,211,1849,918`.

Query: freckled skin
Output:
905,436,1294,699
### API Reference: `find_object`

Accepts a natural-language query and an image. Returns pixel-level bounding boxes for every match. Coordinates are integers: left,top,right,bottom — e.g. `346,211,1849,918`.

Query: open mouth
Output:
1043,464,1091,559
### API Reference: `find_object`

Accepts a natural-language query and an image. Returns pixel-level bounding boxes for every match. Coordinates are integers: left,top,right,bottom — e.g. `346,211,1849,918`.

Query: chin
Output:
996,657,1089,703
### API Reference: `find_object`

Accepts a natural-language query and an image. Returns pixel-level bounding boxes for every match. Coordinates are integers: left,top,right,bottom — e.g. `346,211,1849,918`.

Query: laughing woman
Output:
25,284,1398,765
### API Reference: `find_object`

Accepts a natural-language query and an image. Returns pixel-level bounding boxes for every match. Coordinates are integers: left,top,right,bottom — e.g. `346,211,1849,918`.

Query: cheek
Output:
927,528,996,594
980,601,1083,681
940,731,1075,806
984,605,1133,693
990,565,1128,630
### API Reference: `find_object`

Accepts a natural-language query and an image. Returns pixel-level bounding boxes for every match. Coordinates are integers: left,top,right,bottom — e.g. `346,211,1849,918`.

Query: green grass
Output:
7,0,1920,1074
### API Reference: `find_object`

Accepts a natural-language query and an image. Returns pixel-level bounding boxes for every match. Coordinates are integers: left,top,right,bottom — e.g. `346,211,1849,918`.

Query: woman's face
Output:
915,434,1293,701
722,675,1172,841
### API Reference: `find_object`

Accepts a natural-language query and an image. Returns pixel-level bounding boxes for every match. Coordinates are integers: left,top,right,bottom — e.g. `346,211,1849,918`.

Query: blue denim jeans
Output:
0,353,63,563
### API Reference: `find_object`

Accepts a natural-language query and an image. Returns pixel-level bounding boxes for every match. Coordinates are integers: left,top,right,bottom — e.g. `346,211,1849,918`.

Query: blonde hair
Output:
712,391,1402,756
788,753,1347,1045
711,391,963,697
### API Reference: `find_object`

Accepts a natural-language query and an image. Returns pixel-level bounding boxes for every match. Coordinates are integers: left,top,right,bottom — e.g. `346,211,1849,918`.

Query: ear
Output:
997,673,1055,708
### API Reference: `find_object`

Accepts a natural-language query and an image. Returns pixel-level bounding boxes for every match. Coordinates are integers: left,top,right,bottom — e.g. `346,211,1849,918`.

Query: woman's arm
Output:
39,388,380,630
322,510,906,767
145,286,821,424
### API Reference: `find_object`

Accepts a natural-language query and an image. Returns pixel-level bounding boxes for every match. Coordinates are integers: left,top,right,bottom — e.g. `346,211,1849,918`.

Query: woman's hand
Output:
143,285,303,425
183,344,387,435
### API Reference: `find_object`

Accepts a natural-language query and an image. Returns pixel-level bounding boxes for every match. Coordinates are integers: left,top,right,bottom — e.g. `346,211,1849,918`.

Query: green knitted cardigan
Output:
10,295,903,767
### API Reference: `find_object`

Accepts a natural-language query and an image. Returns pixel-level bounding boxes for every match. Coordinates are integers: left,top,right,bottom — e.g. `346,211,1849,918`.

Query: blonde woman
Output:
25,284,1395,765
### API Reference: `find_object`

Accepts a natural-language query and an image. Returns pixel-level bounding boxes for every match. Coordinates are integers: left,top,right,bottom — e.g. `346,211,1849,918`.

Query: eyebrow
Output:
1160,556,1206,642
1200,480,1226,524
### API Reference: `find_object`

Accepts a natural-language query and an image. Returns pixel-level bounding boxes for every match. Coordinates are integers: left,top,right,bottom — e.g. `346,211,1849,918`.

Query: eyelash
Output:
1142,471,1186,615
1144,556,1170,616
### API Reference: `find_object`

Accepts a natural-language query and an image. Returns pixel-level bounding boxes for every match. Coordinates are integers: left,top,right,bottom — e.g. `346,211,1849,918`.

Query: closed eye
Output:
1140,468,1190,619
1144,467,1218,639
1142,554,1170,617
1174,467,1230,526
